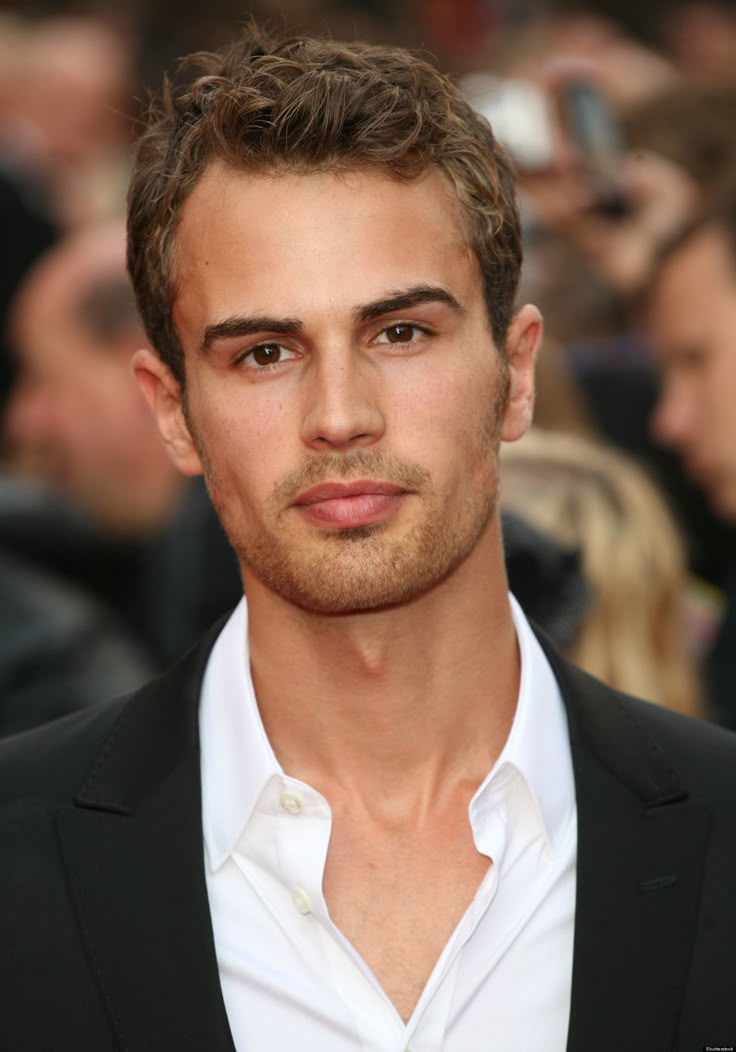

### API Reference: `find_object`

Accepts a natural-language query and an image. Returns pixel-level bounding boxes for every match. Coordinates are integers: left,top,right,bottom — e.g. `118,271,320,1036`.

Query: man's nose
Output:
300,347,386,451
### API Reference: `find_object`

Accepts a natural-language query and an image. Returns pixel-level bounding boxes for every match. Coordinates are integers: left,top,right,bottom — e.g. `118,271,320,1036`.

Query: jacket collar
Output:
59,622,237,1052
540,640,710,1051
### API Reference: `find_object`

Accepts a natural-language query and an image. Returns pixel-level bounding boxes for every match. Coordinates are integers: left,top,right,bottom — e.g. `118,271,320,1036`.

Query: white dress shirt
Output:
200,594,577,1051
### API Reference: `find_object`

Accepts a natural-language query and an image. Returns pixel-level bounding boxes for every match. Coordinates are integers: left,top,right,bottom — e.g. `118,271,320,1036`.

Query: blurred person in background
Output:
3,221,241,666
460,19,699,439
501,428,703,717
0,15,143,736
0,14,136,228
6,221,183,537
0,473,154,737
646,183,736,728
465,20,736,640
486,9,678,109
623,78,736,204
657,0,736,81
0,11,137,427
648,192,736,520
529,1,736,85
0,215,155,736
0,14,60,428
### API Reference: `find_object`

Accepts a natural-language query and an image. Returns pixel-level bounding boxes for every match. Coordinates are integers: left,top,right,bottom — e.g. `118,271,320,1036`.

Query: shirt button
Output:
292,887,312,914
280,791,304,815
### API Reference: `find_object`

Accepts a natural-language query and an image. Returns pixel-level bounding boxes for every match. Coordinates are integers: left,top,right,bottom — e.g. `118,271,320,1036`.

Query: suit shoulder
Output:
618,690,736,789
0,693,132,806
539,633,736,809
561,648,736,795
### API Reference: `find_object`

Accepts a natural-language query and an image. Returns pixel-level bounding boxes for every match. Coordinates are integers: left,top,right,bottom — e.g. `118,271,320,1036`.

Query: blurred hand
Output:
520,150,699,297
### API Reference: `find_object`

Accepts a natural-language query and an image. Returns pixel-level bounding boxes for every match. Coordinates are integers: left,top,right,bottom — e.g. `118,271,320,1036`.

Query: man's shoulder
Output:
616,685,736,789
554,646,736,798
0,693,132,808
0,616,225,813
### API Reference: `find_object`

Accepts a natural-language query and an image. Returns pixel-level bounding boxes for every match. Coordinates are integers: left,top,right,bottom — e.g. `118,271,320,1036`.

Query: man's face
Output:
6,271,160,532
649,227,736,521
152,165,538,613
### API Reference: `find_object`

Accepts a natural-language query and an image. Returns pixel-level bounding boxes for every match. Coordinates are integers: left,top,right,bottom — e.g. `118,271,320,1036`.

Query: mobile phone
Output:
557,78,630,217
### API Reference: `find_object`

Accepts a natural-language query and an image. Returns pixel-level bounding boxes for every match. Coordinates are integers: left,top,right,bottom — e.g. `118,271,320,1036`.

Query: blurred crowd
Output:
2,0,736,734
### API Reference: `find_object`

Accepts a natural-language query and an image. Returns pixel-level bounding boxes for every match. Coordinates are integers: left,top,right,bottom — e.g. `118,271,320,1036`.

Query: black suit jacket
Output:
1,622,735,1050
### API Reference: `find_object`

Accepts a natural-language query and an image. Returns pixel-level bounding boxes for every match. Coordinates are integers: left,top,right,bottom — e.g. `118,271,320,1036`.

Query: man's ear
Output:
501,305,543,443
132,349,203,476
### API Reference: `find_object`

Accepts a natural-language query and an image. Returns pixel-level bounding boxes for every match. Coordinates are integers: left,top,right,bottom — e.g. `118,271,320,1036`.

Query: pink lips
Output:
292,479,407,528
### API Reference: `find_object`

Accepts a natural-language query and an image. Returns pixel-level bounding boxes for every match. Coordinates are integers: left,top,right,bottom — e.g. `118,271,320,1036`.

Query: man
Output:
648,191,736,522
1,25,735,1050
647,186,736,728
3,222,241,664
5,221,184,537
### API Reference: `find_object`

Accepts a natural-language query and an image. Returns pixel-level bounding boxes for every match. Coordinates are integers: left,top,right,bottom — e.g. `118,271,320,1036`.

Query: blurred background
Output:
2,0,736,734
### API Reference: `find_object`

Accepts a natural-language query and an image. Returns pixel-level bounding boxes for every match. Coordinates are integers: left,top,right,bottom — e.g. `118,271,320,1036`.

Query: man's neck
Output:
242,526,519,812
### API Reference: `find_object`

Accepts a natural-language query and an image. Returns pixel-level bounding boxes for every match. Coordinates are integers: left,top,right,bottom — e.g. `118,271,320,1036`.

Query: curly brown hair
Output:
127,23,522,384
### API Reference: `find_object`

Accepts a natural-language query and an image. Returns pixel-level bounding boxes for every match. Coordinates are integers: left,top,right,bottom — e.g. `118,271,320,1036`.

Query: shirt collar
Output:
200,598,283,871
199,593,574,871
469,594,574,855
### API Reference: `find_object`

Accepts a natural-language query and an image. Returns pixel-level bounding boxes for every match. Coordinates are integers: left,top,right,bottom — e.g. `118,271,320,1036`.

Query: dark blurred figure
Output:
0,475,154,737
501,508,591,652
645,184,736,728
0,167,57,421
3,222,242,669
0,15,59,423
0,19,157,736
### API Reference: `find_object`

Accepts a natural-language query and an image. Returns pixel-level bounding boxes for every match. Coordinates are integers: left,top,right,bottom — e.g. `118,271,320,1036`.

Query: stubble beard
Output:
185,365,509,615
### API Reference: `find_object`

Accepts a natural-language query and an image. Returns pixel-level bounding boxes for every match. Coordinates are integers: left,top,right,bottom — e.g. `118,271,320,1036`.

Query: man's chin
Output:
261,566,449,616
240,527,480,616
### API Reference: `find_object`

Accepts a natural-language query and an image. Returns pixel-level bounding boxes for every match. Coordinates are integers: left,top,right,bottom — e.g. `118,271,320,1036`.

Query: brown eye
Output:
251,344,282,366
385,324,415,344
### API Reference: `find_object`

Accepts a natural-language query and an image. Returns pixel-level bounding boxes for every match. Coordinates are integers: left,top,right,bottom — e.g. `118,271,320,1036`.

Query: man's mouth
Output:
292,479,408,528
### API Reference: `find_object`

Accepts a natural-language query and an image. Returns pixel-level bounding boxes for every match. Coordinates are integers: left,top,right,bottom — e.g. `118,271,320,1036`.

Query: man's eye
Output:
375,323,426,345
242,343,296,368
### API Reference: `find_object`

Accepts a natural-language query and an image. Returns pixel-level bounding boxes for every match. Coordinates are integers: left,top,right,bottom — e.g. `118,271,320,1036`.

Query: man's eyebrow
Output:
355,285,464,324
199,315,303,354
198,286,462,352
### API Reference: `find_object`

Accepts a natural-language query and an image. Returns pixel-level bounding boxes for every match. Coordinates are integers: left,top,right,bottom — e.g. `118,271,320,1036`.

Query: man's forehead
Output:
176,160,467,241
657,225,736,297
172,162,478,326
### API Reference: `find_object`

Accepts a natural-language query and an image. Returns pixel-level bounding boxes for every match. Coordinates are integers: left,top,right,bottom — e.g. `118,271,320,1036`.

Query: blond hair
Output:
501,429,702,716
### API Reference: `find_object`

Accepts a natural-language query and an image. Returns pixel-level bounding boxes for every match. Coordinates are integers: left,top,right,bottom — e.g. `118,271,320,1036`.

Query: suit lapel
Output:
542,645,711,1051
57,626,236,1052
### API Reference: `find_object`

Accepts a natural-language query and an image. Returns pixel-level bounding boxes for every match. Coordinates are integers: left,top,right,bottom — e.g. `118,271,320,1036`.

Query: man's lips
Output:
294,480,407,503
292,479,408,528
